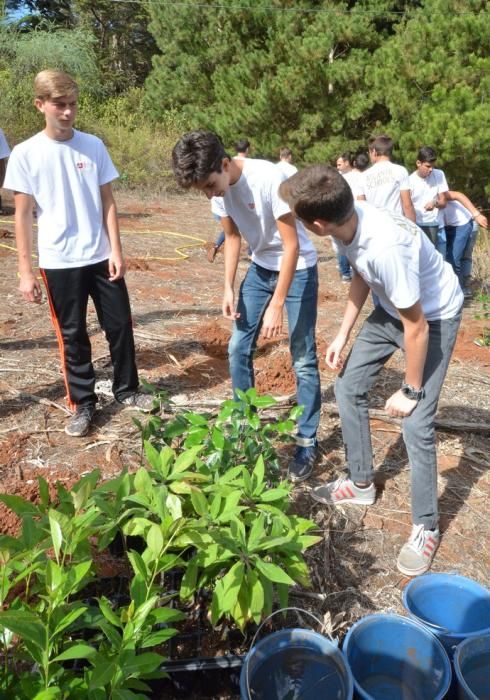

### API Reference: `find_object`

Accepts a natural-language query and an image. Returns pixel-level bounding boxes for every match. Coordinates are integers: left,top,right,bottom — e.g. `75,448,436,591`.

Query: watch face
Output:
402,385,422,400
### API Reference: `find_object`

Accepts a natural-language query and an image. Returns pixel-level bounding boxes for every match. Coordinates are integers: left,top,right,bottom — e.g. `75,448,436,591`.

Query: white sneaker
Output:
397,524,440,576
311,477,376,506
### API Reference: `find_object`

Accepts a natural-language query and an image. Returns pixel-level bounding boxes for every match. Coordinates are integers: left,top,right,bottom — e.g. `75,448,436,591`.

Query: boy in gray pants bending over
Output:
279,164,463,576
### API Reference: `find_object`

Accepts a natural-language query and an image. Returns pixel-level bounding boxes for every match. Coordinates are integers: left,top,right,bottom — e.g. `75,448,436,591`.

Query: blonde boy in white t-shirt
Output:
4,70,153,437
279,164,463,577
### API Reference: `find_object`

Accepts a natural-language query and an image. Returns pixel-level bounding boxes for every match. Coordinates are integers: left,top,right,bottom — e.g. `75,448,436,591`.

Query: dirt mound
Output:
199,320,230,359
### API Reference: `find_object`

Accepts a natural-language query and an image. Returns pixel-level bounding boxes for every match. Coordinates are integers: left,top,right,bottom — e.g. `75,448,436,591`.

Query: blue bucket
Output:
402,573,490,655
453,634,490,700
240,627,353,700
342,613,451,700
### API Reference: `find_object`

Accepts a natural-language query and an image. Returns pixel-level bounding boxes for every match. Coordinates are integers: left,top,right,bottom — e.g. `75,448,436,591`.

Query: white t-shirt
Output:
0,129,10,159
336,202,462,321
342,170,364,198
211,158,317,271
359,161,410,215
443,200,472,227
409,168,448,227
4,129,118,269
276,160,298,178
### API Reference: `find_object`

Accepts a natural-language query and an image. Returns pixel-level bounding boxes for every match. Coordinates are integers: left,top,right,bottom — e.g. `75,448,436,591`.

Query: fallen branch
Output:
4,384,71,415
165,396,489,434
0,427,65,436
322,404,490,434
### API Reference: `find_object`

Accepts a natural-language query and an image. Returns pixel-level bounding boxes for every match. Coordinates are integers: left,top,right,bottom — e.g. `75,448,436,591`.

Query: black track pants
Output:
41,260,138,410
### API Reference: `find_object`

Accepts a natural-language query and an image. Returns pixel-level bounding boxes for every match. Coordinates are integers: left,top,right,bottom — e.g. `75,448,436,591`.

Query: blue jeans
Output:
436,226,446,258
445,220,473,288
335,305,462,529
338,254,351,277
229,262,321,440
215,231,225,248
461,223,478,281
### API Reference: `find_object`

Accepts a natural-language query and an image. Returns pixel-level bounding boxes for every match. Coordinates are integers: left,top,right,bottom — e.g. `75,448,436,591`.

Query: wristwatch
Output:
401,383,425,401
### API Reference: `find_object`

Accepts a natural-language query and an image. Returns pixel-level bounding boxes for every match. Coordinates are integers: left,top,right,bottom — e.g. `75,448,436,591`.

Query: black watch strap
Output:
401,383,424,401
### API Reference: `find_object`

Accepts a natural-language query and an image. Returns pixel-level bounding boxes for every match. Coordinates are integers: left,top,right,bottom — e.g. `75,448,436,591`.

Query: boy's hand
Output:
325,333,348,369
19,272,42,304
261,303,283,338
385,389,417,417
222,289,239,320
108,254,126,281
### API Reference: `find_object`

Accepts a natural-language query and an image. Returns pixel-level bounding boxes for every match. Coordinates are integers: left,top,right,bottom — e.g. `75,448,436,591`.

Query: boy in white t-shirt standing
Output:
358,135,416,221
409,145,449,255
4,70,153,437
172,131,321,482
276,147,298,178
0,127,11,213
443,191,488,295
279,165,463,576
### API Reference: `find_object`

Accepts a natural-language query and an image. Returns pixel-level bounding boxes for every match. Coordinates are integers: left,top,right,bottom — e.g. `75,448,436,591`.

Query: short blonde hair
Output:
34,70,79,101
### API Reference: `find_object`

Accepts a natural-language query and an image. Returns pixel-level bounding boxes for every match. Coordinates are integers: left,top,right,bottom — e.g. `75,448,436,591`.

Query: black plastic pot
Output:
150,655,243,698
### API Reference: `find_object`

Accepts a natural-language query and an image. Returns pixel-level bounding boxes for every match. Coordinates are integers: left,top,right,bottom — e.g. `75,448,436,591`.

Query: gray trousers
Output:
335,305,462,530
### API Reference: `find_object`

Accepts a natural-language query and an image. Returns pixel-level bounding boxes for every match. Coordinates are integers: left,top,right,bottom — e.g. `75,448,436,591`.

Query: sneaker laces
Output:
407,524,428,552
294,445,316,465
331,476,349,491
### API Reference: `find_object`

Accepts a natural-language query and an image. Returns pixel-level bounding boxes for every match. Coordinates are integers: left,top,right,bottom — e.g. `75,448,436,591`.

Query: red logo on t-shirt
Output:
76,162,84,169
248,202,255,209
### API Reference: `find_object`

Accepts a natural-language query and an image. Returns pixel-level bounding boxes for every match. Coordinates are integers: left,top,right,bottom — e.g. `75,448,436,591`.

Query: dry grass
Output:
473,226,490,291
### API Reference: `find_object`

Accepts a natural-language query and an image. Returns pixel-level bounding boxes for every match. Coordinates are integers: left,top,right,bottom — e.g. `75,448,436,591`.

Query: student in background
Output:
276,147,298,178
234,139,250,159
358,135,416,221
334,152,360,282
353,152,369,173
444,191,488,297
0,127,11,213
409,146,448,255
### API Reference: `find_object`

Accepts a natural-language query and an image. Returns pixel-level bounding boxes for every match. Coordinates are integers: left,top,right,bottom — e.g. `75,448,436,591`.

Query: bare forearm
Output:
401,192,416,223
447,190,485,225
447,190,474,211
15,204,34,275
104,199,122,255
338,273,370,338
223,227,242,293
271,242,299,306
403,323,429,388
100,183,123,255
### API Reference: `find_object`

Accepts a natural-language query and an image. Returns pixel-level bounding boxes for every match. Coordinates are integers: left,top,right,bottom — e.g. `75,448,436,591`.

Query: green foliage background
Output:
1,0,489,200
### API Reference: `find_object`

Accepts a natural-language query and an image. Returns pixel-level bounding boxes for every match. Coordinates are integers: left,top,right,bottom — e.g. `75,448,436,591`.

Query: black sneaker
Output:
65,405,95,437
288,444,317,483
